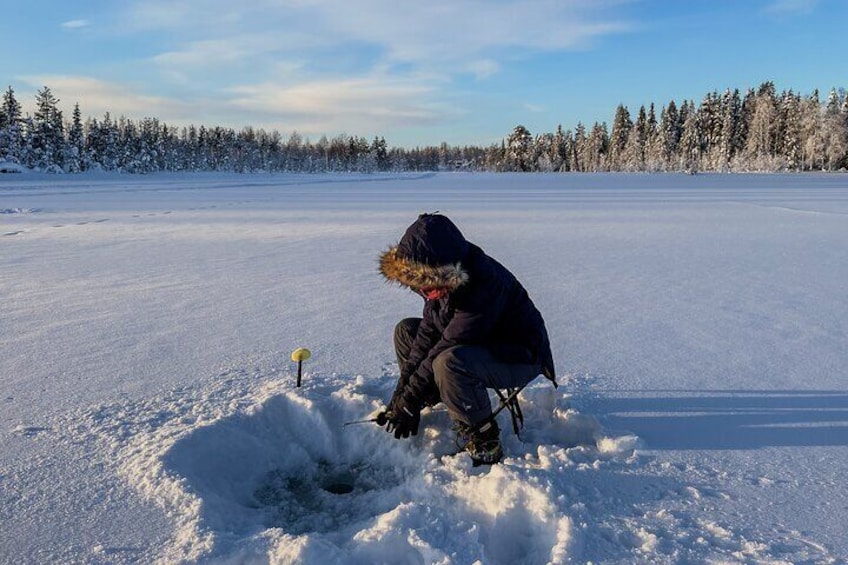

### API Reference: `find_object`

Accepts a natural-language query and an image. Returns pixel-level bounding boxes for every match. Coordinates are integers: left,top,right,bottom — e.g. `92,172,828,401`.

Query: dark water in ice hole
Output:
251,459,405,534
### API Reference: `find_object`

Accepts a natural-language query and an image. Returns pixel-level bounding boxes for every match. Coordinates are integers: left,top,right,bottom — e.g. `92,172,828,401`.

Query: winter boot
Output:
455,420,503,466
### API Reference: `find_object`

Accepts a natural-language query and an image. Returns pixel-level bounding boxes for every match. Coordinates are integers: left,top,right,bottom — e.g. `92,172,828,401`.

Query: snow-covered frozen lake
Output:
2,172,847,564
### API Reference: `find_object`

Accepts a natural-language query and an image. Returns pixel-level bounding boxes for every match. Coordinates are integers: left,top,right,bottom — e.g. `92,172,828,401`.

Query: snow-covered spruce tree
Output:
644,103,666,172
505,125,533,171
621,105,648,171
86,113,121,171
654,101,680,171
777,91,803,171
264,129,285,171
388,146,408,172
533,132,555,172
64,103,86,173
0,86,24,163
608,104,631,170
678,101,701,173
116,117,138,172
0,91,7,131
584,122,609,172
570,122,587,172
372,136,389,172
823,88,848,171
349,136,372,172
26,86,66,171
840,92,848,170
122,117,160,174
483,140,506,171
698,91,723,171
745,82,780,171
642,103,660,172
720,89,743,171
551,124,568,172
800,90,825,172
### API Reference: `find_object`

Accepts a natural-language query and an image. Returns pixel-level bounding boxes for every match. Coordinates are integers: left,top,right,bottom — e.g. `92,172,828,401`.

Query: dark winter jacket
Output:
379,213,556,402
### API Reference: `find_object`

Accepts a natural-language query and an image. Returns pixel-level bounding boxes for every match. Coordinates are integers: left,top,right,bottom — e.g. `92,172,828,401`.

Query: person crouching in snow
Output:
377,213,556,466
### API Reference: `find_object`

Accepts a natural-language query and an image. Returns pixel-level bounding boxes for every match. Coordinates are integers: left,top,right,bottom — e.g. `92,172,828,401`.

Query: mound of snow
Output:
71,369,622,564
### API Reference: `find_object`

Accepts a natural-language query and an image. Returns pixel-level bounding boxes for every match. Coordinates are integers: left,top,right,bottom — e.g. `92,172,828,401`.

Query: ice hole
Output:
252,459,404,534
160,390,416,538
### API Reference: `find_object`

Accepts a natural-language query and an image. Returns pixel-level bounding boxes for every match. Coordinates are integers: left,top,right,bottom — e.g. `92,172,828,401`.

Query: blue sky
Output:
4,0,847,147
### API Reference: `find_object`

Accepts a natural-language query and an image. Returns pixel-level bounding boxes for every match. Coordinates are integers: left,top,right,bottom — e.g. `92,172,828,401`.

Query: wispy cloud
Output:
124,0,632,77
303,0,632,65
61,19,91,29
226,74,460,134
108,0,632,136
764,0,819,14
21,2,635,141
15,73,458,138
18,76,191,121
465,59,501,80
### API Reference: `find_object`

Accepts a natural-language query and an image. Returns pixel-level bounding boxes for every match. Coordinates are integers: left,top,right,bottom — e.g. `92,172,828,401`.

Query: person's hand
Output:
374,410,389,426
385,392,422,439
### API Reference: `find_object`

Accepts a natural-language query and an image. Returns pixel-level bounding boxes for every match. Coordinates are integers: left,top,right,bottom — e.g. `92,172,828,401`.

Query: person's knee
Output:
432,347,455,385
433,346,474,385
394,318,421,348
394,318,419,342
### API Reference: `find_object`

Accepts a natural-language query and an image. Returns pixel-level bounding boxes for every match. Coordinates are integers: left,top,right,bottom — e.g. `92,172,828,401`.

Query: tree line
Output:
1,81,846,174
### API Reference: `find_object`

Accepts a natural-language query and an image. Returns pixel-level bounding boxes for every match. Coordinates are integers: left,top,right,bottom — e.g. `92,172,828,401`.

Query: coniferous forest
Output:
1,81,847,174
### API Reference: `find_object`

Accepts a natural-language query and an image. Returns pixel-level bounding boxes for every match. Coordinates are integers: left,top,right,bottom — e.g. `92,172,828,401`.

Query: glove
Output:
384,391,422,439
371,410,390,427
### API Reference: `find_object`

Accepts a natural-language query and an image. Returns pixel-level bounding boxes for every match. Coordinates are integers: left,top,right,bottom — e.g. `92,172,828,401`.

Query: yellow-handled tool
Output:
290,347,311,387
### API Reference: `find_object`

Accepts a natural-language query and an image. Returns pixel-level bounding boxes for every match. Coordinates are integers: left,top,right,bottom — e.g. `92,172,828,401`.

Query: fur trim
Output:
379,246,469,290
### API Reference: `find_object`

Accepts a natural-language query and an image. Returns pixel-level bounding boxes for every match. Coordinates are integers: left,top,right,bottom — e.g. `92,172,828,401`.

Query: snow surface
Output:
1,172,847,564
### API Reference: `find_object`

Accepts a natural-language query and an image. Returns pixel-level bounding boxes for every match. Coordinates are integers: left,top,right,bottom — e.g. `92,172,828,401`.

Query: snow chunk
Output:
597,434,641,456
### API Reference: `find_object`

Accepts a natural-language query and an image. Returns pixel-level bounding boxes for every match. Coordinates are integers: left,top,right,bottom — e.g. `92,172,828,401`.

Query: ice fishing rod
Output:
342,385,525,431
343,413,389,427
343,408,451,427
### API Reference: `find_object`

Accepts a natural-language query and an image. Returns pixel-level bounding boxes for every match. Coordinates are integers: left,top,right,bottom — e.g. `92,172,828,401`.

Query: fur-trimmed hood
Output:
379,213,470,291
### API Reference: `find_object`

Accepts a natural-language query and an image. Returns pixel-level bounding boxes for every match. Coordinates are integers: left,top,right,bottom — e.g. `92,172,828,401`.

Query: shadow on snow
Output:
592,390,848,450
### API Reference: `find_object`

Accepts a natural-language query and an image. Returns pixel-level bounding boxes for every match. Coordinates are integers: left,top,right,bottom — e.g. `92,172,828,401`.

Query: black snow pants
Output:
394,318,541,427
